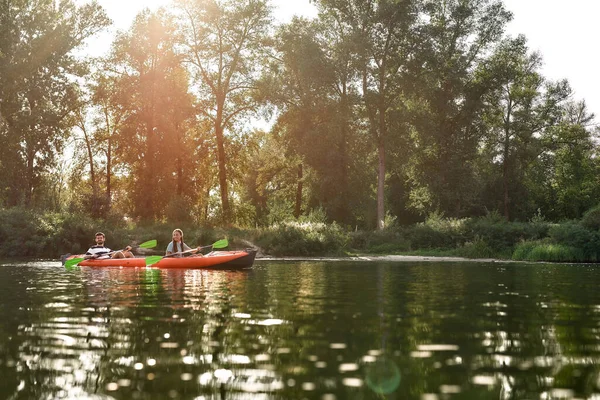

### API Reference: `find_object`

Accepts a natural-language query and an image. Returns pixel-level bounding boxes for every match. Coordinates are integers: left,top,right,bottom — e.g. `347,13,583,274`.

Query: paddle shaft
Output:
65,239,156,268
164,241,228,258
90,238,156,258
145,239,228,266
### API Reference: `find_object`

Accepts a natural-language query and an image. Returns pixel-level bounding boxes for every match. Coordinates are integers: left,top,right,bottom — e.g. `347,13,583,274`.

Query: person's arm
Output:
84,248,96,259
184,243,204,256
165,242,174,256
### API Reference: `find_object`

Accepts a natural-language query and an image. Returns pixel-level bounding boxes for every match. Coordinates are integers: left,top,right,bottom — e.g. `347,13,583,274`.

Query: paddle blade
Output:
139,239,157,249
212,239,228,249
145,256,163,266
65,257,84,269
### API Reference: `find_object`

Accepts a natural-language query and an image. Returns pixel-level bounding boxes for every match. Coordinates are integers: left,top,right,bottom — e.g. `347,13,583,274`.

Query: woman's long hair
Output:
172,228,184,253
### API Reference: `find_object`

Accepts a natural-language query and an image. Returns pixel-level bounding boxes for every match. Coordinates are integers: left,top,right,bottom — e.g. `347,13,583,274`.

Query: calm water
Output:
1,260,600,400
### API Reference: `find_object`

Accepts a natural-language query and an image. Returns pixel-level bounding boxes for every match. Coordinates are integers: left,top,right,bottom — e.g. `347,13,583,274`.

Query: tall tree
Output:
483,35,571,220
0,0,109,207
177,0,272,223
535,101,599,219
106,10,196,220
314,0,420,229
89,72,129,213
405,0,511,217
263,16,370,225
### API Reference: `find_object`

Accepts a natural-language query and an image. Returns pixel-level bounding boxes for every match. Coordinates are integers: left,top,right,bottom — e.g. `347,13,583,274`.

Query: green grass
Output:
512,240,586,262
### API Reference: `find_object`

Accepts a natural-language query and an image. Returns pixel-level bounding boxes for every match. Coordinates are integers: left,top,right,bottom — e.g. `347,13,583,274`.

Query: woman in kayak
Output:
166,229,202,257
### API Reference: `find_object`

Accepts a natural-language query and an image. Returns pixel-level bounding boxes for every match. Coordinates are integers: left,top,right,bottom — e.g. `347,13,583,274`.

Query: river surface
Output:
1,260,600,399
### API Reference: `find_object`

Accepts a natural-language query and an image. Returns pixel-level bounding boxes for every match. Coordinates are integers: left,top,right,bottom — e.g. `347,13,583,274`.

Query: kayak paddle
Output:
145,238,228,266
64,239,158,269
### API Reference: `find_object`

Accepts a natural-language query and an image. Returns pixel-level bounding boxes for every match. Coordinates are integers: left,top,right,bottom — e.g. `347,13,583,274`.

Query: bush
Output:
455,237,496,259
404,224,454,249
348,230,410,253
255,221,349,256
465,218,550,252
528,244,584,262
165,196,193,224
0,208,51,257
43,212,98,255
581,205,600,230
512,240,586,262
548,222,600,260
512,240,541,261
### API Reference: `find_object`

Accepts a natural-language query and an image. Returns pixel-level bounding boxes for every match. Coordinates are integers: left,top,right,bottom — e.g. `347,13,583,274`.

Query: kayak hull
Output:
66,249,257,270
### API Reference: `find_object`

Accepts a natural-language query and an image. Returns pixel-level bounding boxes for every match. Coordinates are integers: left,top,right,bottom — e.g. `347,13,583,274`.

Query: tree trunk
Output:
337,84,349,222
176,124,183,196
294,162,303,219
377,137,386,230
503,99,513,220
376,81,387,231
362,67,386,230
25,143,35,207
106,136,112,211
143,123,155,220
215,97,230,223
503,144,510,220
82,123,98,214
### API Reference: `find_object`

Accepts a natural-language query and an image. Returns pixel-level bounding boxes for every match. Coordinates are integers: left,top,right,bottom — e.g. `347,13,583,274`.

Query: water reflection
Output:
1,261,600,399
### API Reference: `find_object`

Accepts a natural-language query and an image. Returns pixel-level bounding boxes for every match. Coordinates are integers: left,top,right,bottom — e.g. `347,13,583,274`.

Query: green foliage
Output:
581,204,600,231
351,214,551,256
348,230,410,254
179,0,272,222
105,10,197,221
299,207,328,224
255,221,349,256
43,212,98,255
529,243,581,262
548,222,600,260
455,237,497,259
266,198,295,226
512,240,586,263
1,0,600,243
165,196,193,225
512,240,540,261
0,0,110,207
511,219,600,262
465,217,550,252
0,208,48,257
407,224,456,249
2,206,600,262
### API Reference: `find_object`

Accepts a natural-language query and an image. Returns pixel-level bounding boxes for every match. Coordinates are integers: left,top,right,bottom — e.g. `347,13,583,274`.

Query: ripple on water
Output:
3,261,600,399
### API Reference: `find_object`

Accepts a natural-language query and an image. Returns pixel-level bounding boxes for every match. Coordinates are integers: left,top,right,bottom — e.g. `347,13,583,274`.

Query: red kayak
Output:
65,249,257,270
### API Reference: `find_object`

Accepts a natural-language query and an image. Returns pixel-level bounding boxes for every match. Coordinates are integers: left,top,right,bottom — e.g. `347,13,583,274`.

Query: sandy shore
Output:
256,254,512,263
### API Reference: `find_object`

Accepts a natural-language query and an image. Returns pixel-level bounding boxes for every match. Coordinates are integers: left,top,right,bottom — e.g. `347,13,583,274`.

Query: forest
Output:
1,0,599,260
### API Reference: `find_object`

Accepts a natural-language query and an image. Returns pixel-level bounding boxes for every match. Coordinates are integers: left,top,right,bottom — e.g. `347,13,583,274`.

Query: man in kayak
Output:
166,229,202,257
84,232,134,259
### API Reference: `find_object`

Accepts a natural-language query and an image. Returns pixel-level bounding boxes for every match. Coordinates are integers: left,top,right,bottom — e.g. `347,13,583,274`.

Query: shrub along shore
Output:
2,207,600,263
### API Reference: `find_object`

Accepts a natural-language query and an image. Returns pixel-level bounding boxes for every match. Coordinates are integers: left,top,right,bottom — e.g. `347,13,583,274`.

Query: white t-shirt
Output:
166,241,191,256
86,245,112,259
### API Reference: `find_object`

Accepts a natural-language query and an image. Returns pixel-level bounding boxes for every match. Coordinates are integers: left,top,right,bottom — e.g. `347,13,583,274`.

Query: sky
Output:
88,0,600,119
86,0,318,56
502,0,600,120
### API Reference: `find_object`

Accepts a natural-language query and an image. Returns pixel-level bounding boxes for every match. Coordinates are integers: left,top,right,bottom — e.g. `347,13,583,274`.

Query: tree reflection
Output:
3,262,600,399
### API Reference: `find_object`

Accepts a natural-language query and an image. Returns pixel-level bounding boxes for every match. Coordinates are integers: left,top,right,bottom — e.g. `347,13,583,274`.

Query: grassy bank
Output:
2,207,600,263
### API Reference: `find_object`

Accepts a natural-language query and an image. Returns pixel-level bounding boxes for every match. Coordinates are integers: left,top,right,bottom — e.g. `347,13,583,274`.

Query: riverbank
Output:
257,254,510,263
2,207,600,263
